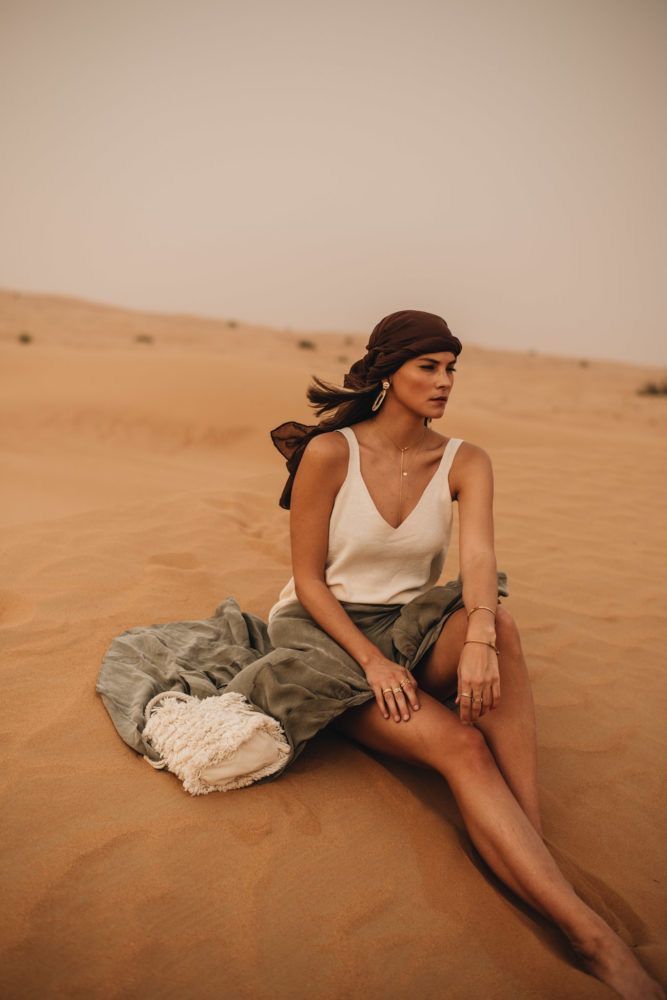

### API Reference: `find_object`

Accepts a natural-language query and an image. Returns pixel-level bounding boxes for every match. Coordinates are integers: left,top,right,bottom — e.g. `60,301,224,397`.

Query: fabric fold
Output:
96,570,509,793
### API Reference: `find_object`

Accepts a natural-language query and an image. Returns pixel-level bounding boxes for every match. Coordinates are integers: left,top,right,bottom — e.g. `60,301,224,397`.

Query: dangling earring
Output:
371,379,390,412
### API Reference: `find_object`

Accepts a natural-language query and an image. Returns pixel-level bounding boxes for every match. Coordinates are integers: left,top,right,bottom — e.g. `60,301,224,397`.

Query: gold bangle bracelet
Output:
466,605,497,620
463,638,499,654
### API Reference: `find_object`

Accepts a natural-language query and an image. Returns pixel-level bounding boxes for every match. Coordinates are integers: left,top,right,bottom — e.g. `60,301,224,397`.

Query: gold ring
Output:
382,687,393,695
460,692,473,698
392,687,402,694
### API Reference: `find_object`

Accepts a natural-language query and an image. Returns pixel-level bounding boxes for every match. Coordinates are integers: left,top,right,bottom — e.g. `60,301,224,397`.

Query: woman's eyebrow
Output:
419,356,457,364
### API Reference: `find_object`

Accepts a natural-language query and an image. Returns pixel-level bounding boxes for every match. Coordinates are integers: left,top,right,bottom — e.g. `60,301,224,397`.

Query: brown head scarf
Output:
270,309,462,509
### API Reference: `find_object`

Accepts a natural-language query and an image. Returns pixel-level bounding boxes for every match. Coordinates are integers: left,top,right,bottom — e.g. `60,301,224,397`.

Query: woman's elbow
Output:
294,576,326,602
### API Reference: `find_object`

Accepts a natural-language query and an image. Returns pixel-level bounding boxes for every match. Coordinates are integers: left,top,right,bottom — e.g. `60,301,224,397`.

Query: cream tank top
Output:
267,426,464,623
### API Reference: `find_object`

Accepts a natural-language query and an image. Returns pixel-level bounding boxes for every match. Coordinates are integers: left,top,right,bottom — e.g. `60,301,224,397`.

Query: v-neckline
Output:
347,426,452,533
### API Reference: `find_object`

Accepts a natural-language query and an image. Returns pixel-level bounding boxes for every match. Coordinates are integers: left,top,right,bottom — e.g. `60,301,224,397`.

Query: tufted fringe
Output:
141,690,291,795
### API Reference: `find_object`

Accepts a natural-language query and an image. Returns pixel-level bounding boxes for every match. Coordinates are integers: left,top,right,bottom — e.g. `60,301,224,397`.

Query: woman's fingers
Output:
372,669,420,723
456,687,474,725
401,673,420,712
374,687,390,719
378,677,419,722
478,678,501,715
474,685,488,718
456,658,502,722
392,685,410,722
387,688,402,722
457,686,486,723
470,690,483,722
376,686,401,722
395,673,421,719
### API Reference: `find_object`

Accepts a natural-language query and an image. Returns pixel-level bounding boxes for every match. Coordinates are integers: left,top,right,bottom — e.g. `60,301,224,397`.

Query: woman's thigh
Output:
330,686,483,772
409,606,469,700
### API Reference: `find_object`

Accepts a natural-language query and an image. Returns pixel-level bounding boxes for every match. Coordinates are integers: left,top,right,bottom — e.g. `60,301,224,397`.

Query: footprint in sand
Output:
147,552,201,570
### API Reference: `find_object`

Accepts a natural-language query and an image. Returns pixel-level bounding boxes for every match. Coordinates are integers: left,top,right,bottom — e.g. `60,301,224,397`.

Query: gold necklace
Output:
373,423,428,523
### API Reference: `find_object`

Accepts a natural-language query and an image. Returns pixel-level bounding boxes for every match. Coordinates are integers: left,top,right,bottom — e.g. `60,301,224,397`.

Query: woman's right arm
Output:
288,433,420,722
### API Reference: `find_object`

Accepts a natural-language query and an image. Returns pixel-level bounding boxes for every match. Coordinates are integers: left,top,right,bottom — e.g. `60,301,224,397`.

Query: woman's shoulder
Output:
453,439,490,461
448,439,493,500
295,429,349,500
411,427,485,460
298,428,350,480
302,427,349,461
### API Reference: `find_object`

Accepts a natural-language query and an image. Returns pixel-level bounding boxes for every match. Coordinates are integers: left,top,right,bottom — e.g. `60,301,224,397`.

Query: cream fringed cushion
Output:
141,690,291,796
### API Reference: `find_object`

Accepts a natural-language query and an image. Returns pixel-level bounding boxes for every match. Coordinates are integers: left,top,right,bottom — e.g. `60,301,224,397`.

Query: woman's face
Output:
390,351,458,418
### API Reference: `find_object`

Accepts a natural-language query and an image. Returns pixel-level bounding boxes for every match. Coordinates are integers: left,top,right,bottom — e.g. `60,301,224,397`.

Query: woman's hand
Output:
455,642,500,724
363,654,421,722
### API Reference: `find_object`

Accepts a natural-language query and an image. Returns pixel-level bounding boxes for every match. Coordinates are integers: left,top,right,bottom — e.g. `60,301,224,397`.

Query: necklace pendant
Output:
402,471,408,476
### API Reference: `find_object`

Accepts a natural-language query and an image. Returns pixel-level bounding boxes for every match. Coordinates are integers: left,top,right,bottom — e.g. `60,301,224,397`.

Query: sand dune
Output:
1,288,665,998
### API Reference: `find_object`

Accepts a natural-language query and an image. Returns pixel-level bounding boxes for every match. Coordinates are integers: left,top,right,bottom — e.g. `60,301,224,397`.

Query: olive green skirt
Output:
96,570,508,786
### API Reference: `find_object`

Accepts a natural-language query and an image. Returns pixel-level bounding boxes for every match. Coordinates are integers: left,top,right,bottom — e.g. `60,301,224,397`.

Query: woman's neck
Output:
366,411,429,451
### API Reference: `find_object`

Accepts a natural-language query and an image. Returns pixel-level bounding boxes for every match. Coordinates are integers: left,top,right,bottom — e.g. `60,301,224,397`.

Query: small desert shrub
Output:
18,331,32,343
227,319,238,328
297,339,316,350
637,378,667,397
578,359,590,368
135,334,153,343
337,355,348,363
344,335,354,345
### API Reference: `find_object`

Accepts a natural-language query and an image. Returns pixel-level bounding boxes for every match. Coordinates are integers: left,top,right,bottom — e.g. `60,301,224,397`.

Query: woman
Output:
97,309,662,999
267,309,663,1000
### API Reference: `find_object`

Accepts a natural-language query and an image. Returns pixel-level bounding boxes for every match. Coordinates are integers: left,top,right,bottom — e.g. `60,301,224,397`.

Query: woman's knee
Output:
331,693,472,772
495,605,522,656
440,723,497,779
400,716,497,782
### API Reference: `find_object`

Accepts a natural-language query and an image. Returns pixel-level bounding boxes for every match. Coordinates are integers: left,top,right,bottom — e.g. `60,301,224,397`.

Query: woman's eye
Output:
420,366,457,372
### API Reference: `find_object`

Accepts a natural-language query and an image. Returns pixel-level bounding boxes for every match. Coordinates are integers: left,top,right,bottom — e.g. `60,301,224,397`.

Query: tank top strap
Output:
441,436,464,472
335,426,359,475
437,437,464,499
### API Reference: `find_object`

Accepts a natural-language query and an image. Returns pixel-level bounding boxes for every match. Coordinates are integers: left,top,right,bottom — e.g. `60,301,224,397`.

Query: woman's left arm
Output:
453,443,501,717
455,443,500,634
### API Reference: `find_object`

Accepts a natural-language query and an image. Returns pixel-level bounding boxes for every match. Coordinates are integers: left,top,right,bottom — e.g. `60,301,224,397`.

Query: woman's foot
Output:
569,919,665,999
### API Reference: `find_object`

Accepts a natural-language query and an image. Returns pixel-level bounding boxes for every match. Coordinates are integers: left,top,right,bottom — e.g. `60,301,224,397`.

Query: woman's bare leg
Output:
414,604,543,834
330,695,665,999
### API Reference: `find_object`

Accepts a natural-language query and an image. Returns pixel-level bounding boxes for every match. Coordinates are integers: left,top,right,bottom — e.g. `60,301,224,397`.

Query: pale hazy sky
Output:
1,0,665,364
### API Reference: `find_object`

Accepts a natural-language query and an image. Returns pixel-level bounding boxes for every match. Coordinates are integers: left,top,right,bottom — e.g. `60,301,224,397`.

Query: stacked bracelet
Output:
465,607,499,654
466,604,497,620
463,638,499,654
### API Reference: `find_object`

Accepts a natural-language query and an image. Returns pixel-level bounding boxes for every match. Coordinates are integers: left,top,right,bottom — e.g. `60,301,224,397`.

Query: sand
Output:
1,287,665,999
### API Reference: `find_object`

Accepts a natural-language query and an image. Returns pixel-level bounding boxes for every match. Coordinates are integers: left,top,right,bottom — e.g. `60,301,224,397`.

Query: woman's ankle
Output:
564,906,614,958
